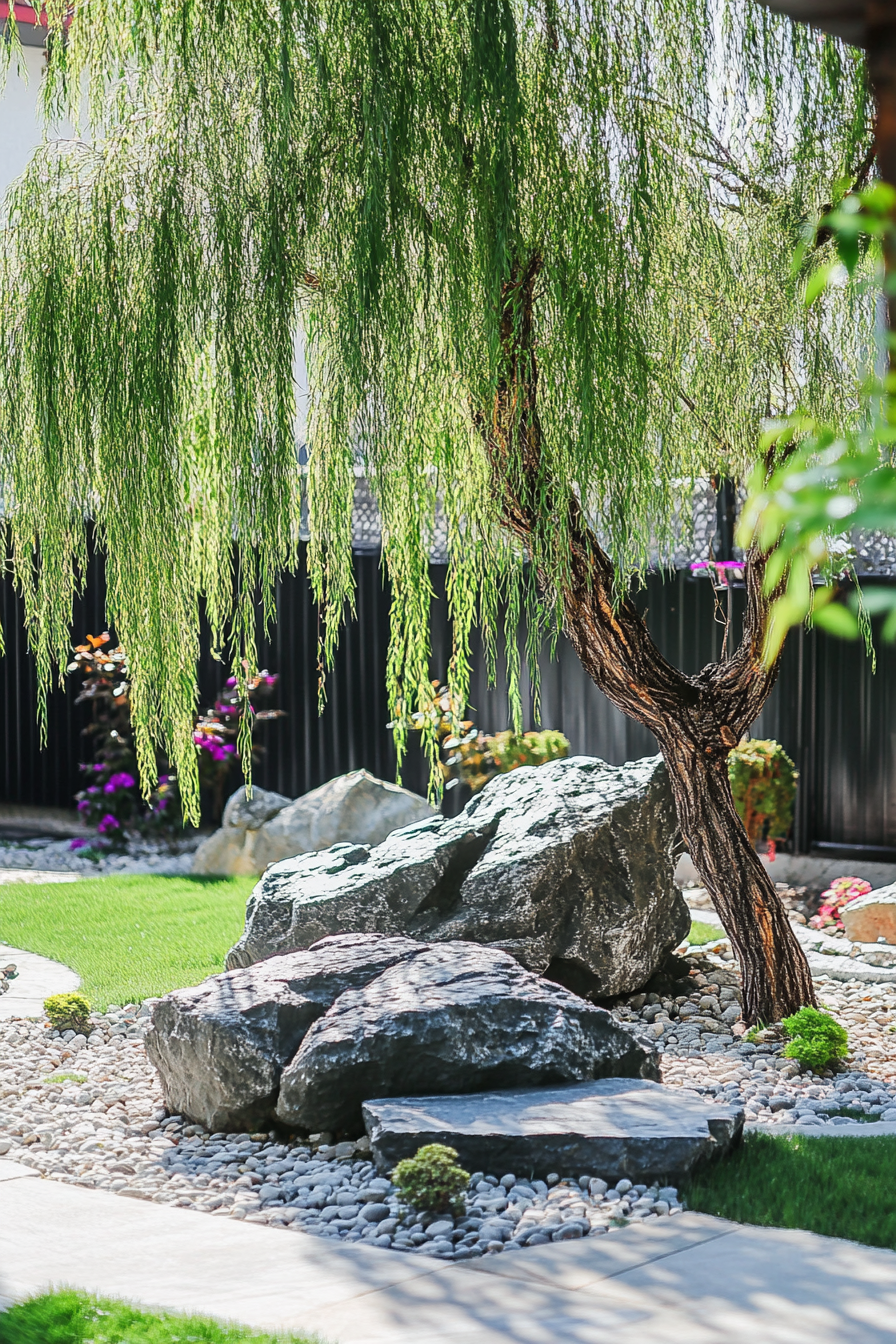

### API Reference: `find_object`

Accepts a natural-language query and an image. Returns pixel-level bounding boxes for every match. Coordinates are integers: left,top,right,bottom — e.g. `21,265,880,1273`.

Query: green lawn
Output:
0,1291,321,1344
0,875,255,1010
683,1132,896,1251
688,919,725,946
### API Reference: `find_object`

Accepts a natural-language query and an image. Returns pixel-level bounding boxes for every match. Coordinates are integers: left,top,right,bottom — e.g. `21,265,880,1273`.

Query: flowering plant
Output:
69,634,283,847
70,633,177,849
809,876,872,932
399,681,569,794
193,664,283,820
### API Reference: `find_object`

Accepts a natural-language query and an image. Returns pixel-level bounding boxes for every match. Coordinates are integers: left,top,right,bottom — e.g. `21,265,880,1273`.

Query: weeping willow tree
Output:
0,0,877,1021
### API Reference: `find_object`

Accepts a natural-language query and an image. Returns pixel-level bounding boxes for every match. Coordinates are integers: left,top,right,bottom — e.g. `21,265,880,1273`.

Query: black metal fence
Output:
1,549,894,855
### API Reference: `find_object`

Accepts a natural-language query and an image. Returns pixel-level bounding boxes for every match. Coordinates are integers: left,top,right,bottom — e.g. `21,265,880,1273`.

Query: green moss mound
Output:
782,1006,849,1071
392,1143,470,1215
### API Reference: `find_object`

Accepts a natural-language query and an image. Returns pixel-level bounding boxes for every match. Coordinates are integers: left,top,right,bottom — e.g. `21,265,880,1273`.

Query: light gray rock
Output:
250,771,436,872
228,755,686,999
363,1078,743,1181
193,771,435,877
842,884,896,946
275,943,657,1133
144,933,424,1130
223,787,293,832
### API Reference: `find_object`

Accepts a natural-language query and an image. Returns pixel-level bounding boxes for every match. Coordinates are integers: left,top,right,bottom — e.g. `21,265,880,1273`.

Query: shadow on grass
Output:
683,1131,896,1251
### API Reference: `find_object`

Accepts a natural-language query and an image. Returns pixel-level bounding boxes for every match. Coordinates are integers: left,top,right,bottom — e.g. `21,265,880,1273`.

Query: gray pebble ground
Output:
2,896,896,1261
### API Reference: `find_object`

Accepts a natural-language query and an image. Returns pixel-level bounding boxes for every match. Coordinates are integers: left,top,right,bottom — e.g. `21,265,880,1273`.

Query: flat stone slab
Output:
0,943,80,1019
363,1077,743,1181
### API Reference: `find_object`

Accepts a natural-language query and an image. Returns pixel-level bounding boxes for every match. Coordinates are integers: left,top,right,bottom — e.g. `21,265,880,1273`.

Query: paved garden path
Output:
1,1159,894,1342
0,943,80,1019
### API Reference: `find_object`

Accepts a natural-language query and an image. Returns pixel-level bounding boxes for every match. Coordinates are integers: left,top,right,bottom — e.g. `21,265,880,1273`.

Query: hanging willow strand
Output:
0,0,875,820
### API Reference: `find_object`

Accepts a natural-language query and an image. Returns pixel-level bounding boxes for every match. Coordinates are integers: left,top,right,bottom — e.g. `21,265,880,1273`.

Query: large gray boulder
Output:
144,933,423,1130
192,770,435,877
227,755,686,999
275,943,657,1133
362,1078,744,1181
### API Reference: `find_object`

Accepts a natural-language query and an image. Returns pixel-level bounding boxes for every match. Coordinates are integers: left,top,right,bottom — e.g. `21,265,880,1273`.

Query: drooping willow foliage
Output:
0,0,877,817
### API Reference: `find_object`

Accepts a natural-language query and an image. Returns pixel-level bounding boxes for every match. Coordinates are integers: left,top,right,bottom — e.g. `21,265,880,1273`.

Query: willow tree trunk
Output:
561,564,818,1025
658,737,815,1021
485,257,817,1026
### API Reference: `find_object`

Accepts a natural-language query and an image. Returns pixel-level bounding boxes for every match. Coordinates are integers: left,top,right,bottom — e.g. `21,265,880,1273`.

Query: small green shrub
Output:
401,682,569,795
391,1143,470,1215
727,738,797,851
782,1006,848,1071
43,992,92,1033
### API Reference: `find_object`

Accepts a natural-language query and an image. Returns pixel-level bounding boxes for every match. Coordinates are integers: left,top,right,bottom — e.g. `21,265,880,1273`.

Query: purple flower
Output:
87,786,100,796
69,837,89,850
76,800,90,814
97,813,120,834
105,772,136,791
225,676,237,687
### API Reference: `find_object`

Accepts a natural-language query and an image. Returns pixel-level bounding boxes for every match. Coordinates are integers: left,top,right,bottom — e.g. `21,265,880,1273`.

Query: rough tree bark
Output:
480,257,817,1025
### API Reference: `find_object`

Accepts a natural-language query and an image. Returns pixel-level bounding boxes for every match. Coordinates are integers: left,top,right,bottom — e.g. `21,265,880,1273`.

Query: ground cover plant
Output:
0,876,254,1009
0,1290,319,1344
683,1131,896,1252
809,877,873,933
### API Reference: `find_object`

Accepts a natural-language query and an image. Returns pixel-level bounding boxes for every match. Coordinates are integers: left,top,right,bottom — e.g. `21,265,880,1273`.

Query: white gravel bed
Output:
0,836,200,877
2,953,896,1261
624,946,896,1124
0,1006,683,1260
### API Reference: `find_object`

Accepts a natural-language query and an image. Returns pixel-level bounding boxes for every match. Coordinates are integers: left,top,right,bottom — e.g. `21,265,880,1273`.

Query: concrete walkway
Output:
0,943,80,1019
1,1159,894,1342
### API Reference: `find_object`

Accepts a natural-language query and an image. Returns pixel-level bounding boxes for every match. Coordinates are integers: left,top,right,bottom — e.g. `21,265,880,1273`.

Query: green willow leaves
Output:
738,184,896,658
0,0,876,814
